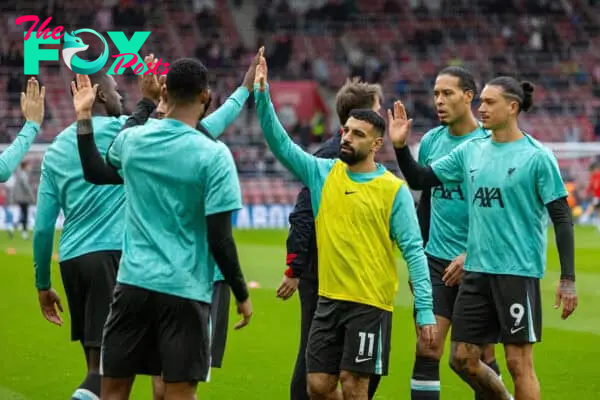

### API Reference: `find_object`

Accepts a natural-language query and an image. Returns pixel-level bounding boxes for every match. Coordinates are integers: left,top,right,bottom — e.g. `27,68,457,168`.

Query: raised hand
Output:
71,74,98,120
139,54,163,103
387,100,413,148
242,46,265,91
254,53,268,92
21,77,46,125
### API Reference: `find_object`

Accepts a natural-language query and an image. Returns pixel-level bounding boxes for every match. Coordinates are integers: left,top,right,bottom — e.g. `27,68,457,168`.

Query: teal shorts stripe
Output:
374,324,383,375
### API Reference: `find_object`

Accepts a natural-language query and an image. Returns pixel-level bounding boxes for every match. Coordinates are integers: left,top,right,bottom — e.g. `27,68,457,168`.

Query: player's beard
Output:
339,145,365,166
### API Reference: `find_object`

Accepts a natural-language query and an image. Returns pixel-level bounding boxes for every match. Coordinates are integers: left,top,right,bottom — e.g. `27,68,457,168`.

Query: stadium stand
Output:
2,0,600,208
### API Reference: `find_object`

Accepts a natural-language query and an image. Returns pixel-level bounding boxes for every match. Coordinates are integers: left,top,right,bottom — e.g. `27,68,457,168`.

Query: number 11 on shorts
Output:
357,331,375,361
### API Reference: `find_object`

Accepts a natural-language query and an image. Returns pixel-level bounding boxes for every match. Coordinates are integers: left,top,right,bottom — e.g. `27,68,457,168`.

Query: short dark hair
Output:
437,66,478,96
348,109,386,136
487,76,535,112
166,58,209,104
336,78,383,125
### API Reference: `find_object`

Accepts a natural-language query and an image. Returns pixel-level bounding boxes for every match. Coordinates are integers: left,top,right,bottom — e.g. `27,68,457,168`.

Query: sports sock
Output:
410,356,440,399
474,359,502,400
71,372,101,400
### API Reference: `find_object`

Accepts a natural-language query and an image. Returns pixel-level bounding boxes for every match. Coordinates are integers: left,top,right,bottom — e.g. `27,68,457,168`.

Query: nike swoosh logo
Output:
355,356,372,363
345,191,357,195
510,326,525,334
469,169,477,173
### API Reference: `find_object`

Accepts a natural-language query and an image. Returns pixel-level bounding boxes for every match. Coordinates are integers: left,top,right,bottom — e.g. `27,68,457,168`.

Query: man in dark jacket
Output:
276,78,384,400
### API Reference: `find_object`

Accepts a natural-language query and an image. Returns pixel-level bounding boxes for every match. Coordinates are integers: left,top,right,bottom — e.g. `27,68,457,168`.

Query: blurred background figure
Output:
12,161,35,239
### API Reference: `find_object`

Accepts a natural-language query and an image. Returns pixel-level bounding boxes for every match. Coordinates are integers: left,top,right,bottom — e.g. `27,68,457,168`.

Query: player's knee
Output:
152,376,165,400
449,344,478,374
307,374,336,397
85,347,101,373
163,381,198,400
416,335,444,360
339,371,368,397
505,351,534,378
480,344,496,364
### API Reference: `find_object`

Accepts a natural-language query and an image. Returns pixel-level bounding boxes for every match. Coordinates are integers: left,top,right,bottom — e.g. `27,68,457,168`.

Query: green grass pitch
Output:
0,227,599,399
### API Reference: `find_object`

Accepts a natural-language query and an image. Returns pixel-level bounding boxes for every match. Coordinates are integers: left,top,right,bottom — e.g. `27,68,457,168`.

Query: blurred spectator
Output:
1,41,24,68
6,74,23,108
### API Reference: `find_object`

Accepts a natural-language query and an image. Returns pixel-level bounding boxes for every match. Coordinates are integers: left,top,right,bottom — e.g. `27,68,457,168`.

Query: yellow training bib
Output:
315,160,403,311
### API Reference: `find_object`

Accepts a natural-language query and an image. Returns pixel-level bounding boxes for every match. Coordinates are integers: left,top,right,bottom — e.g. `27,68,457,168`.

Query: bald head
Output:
72,72,123,117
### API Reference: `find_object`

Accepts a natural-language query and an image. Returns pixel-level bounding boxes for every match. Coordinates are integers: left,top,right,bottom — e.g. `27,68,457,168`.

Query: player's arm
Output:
32,167,60,292
535,151,577,318
390,184,435,327
254,83,333,188
536,152,574,280
204,145,251,327
547,198,574,279
121,97,157,130
120,54,161,128
388,101,465,188
200,87,249,138
285,186,315,278
71,74,124,185
201,47,262,138
0,78,45,182
207,211,248,303
0,121,40,182
76,119,124,184
416,189,431,246
77,81,159,185
79,96,154,185
395,142,468,188
394,146,446,189
32,165,64,326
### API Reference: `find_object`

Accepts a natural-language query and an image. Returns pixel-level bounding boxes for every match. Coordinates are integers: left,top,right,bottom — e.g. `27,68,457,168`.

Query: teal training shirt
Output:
254,84,435,326
33,116,128,290
107,118,242,303
431,134,568,278
418,125,489,261
0,121,40,182
106,87,249,286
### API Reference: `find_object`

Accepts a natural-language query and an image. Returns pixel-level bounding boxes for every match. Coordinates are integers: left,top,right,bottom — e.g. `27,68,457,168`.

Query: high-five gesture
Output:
255,52,268,92
21,77,46,125
387,100,413,148
71,74,98,120
140,54,164,103
242,46,265,91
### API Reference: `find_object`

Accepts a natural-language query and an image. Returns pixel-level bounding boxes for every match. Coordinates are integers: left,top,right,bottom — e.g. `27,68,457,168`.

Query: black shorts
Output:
306,297,392,376
415,254,459,321
210,281,231,368
451,272,542,345
59,250,120,347
100,283,211,383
